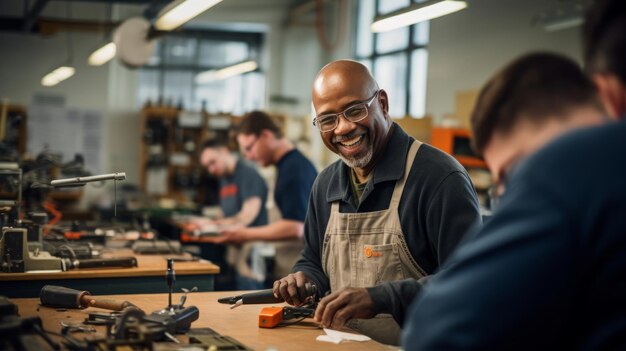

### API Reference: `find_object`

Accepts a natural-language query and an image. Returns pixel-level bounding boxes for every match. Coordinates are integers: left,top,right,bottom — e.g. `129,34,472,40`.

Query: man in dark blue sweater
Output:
403,1,626,350
220,111,317,280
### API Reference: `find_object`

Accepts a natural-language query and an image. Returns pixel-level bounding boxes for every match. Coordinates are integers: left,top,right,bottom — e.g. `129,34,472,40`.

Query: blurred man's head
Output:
235,110,283,167
200,138,233,178
312,60,392,172
471,52,605,195
583,0,626,119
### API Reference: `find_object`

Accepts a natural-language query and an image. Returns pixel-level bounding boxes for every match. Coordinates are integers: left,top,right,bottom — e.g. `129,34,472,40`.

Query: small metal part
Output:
178,286,198,308
218,295,241,305
60,321,96,333
164,331,181,344
229,299,243,310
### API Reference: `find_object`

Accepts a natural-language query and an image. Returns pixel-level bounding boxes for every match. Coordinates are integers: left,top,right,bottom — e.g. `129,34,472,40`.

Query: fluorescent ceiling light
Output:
371,0,467,33
195,60,258,84
41,66,75,87
88,42,116,66
544,16,583,32
155,0,223,31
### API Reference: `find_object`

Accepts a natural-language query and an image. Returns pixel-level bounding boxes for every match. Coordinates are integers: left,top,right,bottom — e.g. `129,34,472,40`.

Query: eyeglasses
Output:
242,137,258,153
313,90,380,133
487,156,526,210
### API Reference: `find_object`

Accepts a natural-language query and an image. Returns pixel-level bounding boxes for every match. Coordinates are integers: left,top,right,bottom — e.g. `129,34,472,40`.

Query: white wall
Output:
0,0,585,197
0,31,110,110
426,0,582,121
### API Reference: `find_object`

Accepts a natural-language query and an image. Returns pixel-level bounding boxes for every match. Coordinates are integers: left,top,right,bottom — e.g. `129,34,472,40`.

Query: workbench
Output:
0,249,219,298
10,291,393,350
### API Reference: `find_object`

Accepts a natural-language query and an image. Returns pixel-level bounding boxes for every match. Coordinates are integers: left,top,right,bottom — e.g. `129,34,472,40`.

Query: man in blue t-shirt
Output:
402,1,626,350
195,138,269,289
219,111,317,279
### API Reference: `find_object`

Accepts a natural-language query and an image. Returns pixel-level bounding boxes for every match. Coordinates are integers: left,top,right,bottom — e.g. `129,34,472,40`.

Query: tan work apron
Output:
321,140,427,346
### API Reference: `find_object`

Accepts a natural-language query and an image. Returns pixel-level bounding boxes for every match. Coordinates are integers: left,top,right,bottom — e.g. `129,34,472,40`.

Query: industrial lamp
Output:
195,60,258,84
41,66,75,87
88,42,116,66
371,0,467,33
155,0,223,31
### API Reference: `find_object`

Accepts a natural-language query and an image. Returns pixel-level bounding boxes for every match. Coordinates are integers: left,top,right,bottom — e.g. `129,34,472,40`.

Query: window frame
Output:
138,29,264,112
355,0,429,118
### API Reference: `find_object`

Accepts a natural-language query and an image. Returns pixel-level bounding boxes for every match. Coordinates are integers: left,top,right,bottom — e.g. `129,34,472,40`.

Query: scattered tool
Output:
166,258,175,309
217,282,318,309
258,306,316,328
60,321,96,333
39,285,137,311
142,259,199,335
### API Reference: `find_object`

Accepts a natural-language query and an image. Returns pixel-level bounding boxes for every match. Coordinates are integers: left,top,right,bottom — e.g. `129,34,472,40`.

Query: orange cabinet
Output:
430,127,487,169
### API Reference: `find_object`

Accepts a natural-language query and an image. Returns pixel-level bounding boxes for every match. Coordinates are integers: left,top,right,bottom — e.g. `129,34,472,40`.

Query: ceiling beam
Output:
55,0,169,4
22,0,51,32
37,18,119,36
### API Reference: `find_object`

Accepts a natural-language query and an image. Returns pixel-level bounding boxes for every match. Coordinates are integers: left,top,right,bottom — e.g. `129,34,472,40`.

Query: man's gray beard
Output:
339,147,373,169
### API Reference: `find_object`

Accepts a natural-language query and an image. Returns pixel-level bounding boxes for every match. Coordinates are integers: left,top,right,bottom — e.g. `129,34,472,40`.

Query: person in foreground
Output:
274,60,481,345
402,0,626,350
472,51,607,203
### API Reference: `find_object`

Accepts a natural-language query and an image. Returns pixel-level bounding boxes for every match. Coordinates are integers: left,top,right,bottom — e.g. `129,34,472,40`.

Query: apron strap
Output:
389,139,422,209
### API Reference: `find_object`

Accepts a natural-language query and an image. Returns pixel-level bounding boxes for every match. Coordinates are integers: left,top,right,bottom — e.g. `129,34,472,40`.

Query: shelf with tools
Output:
0,103,27,160
138,107,236,207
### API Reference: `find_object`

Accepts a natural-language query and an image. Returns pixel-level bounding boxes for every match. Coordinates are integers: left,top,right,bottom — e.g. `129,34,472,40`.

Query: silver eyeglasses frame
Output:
312,90,380,133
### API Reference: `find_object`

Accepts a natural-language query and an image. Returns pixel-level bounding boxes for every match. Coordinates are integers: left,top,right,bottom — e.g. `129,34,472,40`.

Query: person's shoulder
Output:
308,159,343,200
528,121,626,170
317,159,343,181
414,143,467,175
512,121,626,202
236,159,263,177
282,149,317,174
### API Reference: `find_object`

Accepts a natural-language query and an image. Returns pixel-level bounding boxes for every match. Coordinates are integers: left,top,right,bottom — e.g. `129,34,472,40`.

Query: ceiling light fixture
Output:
543,16,583,32
155,0,223,31
88,42,116,66
532,3,584,33
41,66,75,87
195,60,258,84
371,0,467,33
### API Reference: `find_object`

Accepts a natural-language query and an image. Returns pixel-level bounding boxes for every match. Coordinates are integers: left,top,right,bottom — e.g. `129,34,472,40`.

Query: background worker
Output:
192,138,269,290
217,111,318,281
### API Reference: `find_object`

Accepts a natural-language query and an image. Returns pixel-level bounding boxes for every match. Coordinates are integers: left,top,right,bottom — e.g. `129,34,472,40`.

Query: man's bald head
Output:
310,59,392,177
312,60,379,110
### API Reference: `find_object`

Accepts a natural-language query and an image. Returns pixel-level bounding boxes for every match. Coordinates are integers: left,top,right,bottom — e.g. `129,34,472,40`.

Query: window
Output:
137,31,265,114
355,0,430,118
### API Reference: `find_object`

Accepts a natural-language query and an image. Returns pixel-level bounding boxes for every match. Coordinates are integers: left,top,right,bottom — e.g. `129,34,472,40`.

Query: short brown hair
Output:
582,0,626,83
470,52,602,156
236,110,283,138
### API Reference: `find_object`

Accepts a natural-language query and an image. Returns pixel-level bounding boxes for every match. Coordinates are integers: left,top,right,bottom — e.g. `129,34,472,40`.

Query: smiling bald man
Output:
271,60,482,345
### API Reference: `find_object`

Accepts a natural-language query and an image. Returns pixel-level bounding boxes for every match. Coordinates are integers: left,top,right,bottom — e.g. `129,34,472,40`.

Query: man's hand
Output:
272,271,312,306
218,225,248,244
314,287,376,329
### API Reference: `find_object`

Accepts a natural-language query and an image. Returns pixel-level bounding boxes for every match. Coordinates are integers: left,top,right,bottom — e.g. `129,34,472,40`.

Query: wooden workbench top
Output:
11,291,394,350
0,249,219,281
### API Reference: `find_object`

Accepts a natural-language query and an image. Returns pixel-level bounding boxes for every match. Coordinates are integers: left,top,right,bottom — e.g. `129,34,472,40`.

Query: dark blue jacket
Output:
403,120,626,350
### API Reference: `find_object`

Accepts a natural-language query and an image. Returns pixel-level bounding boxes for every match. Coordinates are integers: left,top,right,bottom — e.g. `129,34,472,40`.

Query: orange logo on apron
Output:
364,247,382,258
